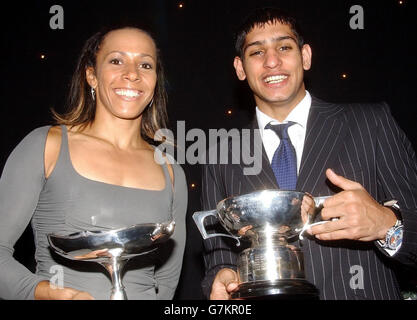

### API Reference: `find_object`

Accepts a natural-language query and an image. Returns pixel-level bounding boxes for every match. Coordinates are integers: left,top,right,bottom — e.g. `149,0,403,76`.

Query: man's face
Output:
234,21,312,114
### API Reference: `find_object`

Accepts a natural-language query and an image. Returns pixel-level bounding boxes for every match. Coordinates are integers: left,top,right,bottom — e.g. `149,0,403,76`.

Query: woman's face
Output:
87,28,157,121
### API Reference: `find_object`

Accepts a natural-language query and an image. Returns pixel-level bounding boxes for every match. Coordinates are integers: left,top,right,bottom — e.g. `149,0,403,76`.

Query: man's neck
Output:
256,89,307,122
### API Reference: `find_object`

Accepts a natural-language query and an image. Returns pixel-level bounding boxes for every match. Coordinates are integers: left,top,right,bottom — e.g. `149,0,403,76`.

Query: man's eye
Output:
110,58,122,65
249,51,263,56
280,45,292,51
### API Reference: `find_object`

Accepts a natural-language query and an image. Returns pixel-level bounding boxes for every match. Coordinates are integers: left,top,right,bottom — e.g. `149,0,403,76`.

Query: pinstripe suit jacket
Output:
201,96,417,300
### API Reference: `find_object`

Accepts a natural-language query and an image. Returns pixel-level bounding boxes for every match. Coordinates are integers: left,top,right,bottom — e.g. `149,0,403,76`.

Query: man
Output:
200,7,417,300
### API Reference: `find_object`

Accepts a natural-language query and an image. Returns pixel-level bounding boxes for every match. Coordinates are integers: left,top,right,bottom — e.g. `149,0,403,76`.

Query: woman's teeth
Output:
115,89,140,97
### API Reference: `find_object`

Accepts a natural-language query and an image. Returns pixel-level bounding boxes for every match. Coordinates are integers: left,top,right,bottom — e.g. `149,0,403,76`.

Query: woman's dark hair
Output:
52,26,168,144
235,7,305,58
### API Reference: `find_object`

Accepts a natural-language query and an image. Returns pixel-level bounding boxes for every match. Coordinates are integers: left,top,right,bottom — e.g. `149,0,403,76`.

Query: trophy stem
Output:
101,248,128,300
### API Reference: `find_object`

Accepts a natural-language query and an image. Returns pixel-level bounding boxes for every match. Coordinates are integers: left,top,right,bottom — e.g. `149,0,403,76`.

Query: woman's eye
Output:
110,58,122,65
140,63,153,69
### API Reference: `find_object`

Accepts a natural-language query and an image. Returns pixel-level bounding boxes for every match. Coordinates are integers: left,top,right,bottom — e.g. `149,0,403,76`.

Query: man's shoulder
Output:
311,96,391,122
312,95,389,112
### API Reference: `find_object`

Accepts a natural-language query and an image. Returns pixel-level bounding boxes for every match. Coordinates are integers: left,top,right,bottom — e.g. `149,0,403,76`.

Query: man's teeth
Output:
264,75,288,84
115,89,140,97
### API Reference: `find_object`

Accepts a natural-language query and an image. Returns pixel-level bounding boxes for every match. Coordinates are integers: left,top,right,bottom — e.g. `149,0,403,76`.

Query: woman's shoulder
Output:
159,152,186,191
10,125,64,178
171,161,186,181
171,164,187,203
152,146,185,180
42,125,63,151
44,126,63,178
23,125,52,140
161,153,184,175
20,125,62,149
12,125,53,155
3,126,53,176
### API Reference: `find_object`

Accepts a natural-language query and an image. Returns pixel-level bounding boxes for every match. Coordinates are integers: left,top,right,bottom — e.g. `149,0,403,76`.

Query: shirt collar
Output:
256,91,312,135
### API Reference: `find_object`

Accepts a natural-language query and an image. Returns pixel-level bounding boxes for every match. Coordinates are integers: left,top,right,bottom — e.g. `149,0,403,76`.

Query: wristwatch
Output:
377,200,403,251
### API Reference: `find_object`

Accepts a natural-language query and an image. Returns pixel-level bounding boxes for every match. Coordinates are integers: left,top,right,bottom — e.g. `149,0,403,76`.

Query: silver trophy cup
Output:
48,221,175,300
193,189,330,299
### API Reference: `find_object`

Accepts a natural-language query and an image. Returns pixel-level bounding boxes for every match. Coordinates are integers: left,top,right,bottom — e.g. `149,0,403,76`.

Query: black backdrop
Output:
1,0,416,300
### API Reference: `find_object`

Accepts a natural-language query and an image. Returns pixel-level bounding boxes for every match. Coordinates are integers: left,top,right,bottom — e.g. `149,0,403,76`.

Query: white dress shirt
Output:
256,91,312,174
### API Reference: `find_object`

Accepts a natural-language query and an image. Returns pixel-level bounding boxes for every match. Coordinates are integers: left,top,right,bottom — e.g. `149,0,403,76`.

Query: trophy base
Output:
231,279,319,300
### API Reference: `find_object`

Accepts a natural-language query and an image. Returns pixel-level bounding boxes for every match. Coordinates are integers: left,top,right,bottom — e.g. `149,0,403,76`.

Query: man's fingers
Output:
219,268,238,284
320,205,344,220
309,219,346,235
301,195,315,223
210,283,230,300
322,169,365,209
314,230,351,241
226,281,239,293
326,168,361,191
211,268,238,300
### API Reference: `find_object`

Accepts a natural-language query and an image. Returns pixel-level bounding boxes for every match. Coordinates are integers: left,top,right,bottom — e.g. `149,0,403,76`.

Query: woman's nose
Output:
123,64,140,81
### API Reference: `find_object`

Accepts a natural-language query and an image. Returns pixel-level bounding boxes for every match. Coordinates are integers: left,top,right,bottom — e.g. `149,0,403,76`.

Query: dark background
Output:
1,0,416,300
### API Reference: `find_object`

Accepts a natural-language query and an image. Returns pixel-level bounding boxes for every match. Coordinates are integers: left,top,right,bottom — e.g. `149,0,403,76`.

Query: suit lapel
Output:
237,119,278,192
297,97,348,194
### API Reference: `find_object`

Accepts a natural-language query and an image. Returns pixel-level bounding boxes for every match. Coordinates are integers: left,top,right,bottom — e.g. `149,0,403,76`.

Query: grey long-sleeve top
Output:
0,126,187,300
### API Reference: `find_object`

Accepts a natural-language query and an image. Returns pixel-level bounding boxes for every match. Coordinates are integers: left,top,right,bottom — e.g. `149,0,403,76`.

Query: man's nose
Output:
263,50,282,69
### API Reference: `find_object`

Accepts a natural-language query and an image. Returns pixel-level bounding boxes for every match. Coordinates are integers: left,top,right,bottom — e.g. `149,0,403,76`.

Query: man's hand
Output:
210,268,239,300
309,169,397,241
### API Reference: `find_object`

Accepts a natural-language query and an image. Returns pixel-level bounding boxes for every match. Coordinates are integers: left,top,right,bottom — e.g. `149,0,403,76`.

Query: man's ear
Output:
233,56,247,81
301,44,312,71
85,67,97,88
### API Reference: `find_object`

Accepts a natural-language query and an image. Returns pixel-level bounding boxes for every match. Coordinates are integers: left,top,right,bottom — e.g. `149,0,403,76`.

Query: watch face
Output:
388,227,403,250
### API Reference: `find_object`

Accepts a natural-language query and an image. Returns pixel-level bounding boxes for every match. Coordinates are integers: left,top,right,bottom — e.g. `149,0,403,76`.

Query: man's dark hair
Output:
234,7,305,58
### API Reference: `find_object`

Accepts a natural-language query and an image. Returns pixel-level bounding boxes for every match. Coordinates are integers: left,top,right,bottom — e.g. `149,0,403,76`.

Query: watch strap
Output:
375,200,403,256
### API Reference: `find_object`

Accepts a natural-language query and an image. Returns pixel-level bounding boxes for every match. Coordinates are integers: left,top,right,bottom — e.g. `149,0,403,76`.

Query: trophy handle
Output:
313,195,331,209
299,196,338,240
192,210,241,246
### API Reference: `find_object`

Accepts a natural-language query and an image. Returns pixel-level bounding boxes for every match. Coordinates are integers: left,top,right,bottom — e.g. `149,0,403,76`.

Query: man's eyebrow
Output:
244,35,297,52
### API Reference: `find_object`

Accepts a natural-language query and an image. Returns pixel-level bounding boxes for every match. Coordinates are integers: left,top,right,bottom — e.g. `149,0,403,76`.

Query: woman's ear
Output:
85,67,97,88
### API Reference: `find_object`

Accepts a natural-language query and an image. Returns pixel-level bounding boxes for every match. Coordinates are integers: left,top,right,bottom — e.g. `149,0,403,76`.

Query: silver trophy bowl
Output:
48,221,175,300
193,189,330,299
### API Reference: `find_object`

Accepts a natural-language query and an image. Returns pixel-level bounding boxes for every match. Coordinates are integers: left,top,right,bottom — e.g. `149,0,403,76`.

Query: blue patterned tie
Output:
266,122,297,190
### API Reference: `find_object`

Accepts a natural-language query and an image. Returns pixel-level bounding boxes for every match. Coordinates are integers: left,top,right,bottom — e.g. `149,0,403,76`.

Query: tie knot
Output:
265,121,296,140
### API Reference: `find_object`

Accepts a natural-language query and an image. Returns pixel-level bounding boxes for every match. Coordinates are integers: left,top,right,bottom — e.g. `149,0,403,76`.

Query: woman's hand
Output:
35,280,95,300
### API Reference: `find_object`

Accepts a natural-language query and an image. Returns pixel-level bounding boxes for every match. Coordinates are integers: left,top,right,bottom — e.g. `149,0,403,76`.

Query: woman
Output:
0,26,187,300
